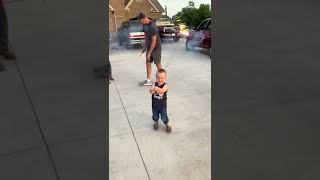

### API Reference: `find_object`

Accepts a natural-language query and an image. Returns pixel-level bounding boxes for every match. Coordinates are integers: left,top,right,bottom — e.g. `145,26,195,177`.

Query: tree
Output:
173,4,211,28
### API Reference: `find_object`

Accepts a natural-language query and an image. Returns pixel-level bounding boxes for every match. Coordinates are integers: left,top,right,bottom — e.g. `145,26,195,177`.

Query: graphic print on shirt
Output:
153,92,164,100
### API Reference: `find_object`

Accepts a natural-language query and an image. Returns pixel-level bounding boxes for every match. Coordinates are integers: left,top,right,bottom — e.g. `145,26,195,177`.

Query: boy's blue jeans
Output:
152,107,169,124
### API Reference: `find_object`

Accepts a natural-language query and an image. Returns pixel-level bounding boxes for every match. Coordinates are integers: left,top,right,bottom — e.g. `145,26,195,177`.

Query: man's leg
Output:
139,59,153,86
155,63,162,70
154,56,162,70
146,62,152,80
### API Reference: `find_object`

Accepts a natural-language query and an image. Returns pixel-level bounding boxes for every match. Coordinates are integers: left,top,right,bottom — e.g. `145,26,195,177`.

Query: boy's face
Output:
156,72,166,83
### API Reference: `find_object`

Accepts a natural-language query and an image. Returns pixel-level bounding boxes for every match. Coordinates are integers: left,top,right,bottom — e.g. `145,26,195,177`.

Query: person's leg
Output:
146,62,152,80
155,62,162,70
139,61,153,86
154,56,162,70
160,107,171,133
152,108,160,130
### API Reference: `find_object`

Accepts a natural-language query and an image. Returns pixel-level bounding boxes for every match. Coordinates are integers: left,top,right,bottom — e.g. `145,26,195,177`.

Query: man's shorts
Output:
147,55,161,64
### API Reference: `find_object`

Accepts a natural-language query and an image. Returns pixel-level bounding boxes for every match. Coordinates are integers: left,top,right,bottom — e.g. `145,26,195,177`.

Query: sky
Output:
157,0,211,17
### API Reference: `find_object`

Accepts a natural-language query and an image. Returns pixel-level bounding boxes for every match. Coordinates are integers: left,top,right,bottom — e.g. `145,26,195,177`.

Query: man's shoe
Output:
153,122,159,130
139,79,152,86
0,50,16,61
165,124,172,133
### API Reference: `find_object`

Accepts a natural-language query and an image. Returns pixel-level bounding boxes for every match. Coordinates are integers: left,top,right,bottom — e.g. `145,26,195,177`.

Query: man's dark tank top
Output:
152,82,167,108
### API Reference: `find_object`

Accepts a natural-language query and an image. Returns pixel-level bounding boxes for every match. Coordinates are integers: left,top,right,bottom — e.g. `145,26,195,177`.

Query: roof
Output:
124,0,165,12
149,0,165,12
109,5,115,11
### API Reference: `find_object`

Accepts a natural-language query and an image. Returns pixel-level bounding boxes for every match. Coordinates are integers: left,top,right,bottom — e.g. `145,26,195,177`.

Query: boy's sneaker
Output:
139,79,152,86
153,122,159,130
165,124,172,133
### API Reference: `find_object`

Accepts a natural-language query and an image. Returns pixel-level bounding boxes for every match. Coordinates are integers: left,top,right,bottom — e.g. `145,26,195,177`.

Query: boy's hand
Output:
153,85,168,94
149,88,155,94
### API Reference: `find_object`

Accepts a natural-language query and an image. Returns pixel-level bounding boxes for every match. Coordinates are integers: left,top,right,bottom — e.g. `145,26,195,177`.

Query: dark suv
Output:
186,18,212,56
117,18,145,49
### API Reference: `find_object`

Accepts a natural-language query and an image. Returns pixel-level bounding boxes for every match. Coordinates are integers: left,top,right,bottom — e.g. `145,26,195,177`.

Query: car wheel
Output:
174,36,180,41
186,39,195,51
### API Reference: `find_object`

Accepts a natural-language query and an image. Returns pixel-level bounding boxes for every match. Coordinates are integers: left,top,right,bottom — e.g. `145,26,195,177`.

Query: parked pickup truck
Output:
156,21,180,42
117,18,145,49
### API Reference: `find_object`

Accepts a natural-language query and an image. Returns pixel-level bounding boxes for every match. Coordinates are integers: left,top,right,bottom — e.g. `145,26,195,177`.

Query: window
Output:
205,20,211,30
197,20,208,31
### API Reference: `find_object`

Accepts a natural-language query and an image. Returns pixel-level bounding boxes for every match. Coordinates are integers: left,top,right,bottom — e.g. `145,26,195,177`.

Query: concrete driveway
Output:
109,39,211,180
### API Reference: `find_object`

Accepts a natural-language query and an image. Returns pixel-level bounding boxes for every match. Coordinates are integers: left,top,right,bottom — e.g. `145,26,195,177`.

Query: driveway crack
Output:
15,61,61,180
112,80,151,180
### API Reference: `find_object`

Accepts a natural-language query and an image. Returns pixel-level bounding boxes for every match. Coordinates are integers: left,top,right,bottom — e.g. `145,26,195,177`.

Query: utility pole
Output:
165,5,167,16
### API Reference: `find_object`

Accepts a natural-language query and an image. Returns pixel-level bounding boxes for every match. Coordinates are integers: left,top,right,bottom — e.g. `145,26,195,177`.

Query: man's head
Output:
137,12,149,25
156,69,167,83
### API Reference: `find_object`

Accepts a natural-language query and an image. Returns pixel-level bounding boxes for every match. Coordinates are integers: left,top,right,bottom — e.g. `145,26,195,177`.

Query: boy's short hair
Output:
157,69,167,74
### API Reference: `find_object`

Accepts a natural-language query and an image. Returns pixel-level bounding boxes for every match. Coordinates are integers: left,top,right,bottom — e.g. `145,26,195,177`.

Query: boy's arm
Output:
149,84,155,94
154,85,168,94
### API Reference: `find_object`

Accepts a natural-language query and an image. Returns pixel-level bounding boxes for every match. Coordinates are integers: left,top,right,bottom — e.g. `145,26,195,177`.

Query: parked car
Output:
156,21,180,42
117,18,145,49
186,18,212,56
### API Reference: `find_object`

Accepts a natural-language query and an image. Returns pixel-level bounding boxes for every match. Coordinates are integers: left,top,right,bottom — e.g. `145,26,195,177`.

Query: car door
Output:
201,19,211,49
194,19,209,48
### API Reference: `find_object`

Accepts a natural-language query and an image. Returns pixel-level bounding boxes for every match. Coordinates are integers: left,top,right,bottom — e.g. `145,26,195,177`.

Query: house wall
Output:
109,12,116,32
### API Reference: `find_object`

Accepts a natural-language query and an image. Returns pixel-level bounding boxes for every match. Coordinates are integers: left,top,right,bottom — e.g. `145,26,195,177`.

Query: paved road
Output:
109,39,211,180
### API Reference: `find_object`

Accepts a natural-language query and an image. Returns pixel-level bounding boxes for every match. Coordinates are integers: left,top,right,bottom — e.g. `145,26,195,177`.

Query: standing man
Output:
0,0,16,62
138,12,162,86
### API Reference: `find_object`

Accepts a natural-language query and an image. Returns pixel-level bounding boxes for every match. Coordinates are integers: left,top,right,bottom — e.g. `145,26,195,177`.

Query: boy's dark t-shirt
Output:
152,82,167,109
143,21,161,60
